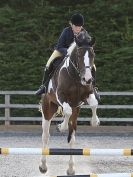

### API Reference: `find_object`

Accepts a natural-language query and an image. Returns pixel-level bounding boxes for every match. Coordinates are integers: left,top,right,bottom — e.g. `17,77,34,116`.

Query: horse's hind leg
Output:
39,96,58,173
67,107,80,175
39,117,51,173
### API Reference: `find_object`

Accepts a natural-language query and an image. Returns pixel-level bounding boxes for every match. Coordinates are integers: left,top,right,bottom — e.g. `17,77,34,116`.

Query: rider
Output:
35,13,100,101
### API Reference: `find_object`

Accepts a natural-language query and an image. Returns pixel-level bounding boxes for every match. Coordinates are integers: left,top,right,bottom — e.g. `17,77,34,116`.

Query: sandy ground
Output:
0,125,133,177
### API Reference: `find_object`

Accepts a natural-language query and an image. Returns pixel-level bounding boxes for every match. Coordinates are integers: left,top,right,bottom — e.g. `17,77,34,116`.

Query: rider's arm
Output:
55,28,70,56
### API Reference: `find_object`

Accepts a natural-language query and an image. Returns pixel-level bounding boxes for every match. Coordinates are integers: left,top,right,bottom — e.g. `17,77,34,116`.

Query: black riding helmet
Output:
70,13,84,26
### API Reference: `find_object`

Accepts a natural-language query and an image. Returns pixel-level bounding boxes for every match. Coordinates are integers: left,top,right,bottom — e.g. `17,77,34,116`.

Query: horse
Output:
39,30,100,175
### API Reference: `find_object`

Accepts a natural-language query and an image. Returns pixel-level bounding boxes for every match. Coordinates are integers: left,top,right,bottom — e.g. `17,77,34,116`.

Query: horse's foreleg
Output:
90,106,100,126
87,93,100,127
57,102,72,132
39,118,51,173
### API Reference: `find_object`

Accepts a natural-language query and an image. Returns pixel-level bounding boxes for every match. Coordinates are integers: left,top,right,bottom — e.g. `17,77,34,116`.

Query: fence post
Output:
5,94,10,125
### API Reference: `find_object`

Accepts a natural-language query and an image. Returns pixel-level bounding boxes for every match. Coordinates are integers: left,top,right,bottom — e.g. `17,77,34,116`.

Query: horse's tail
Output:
38,100,42,112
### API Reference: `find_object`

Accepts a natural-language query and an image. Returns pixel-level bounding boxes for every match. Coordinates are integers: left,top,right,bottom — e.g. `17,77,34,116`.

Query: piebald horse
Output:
39,31,100,175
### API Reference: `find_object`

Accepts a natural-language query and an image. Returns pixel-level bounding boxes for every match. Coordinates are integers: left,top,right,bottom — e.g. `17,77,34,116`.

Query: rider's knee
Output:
92,64,96,71
46,50,62,68
57,48,67,57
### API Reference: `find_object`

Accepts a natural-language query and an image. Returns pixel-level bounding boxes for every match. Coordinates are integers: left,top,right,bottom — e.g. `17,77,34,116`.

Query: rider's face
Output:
71,24,82,34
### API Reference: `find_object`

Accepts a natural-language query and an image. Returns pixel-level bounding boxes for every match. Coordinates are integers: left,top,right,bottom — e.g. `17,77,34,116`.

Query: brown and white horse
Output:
39,31,100,175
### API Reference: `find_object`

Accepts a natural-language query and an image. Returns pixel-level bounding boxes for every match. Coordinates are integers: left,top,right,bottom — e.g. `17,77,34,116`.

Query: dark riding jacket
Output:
55,26,88,56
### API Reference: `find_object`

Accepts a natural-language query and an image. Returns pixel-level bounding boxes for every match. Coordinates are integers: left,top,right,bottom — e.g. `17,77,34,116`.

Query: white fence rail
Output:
0,91,133,125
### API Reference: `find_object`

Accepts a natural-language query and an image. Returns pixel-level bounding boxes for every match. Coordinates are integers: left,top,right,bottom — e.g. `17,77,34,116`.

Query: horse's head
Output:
75,30,96,49
73,31,95,84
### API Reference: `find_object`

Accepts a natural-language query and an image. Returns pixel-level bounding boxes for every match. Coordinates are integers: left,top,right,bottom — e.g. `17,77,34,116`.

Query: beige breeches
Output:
46,50,62,68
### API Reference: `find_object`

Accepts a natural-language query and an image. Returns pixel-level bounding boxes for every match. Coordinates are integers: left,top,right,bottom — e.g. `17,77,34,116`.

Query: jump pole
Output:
45,174,133,177
0,148,133,156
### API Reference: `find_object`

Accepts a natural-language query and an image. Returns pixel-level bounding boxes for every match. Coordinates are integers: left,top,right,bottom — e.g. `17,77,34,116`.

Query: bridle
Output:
66,45,92,84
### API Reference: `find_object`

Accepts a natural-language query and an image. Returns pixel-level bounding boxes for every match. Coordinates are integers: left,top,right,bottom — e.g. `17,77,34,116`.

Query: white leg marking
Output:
58,102,72,132
87,93,98,107
90,106,100,127
63,102,72,116
87,94,100,127
67,131,75,175
39,113,51,173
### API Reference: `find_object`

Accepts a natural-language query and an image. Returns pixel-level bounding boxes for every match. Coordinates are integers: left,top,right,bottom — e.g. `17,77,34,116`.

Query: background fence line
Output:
0,91,133,125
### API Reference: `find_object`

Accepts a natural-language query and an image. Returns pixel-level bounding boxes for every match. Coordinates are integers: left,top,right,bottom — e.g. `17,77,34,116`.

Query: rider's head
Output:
71,13,84,26
70,13,84,34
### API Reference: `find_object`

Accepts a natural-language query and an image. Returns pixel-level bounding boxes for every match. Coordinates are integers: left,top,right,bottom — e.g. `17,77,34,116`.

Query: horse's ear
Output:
89,37,96,47
74,33,83,47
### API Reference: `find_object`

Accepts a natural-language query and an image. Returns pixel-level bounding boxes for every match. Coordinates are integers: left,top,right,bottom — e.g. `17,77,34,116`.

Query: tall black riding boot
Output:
91,66,100,102
35,67,50,95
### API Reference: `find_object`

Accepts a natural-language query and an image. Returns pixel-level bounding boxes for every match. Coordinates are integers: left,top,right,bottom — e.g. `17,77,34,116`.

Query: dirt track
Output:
0,125,133,177
0,124,133,133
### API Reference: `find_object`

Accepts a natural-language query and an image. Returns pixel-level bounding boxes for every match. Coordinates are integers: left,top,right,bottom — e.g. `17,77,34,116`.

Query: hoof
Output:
56,124,61,132
67,169,75,175
39,165,47,173
91,120,100,127
56,123,67,132
91,117,100,127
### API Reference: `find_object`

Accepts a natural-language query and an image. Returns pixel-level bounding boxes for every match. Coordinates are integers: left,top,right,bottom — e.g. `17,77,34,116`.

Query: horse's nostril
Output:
87,79,92,84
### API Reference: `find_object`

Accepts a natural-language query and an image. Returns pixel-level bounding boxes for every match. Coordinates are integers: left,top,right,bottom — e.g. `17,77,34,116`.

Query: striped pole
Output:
45,173,133,177
0,148,133,156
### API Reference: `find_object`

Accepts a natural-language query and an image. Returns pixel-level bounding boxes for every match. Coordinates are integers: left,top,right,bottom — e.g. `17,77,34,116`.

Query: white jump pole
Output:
0,148,133,156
